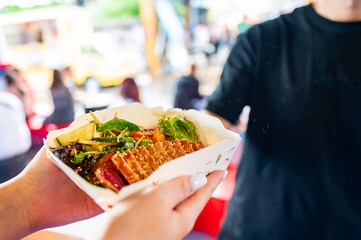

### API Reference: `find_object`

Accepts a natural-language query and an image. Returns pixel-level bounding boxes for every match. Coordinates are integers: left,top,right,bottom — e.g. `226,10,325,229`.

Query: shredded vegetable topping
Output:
52,114,203,192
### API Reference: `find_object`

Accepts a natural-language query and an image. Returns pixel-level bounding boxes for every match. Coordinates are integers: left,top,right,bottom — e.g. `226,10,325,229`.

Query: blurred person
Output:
4,74,33,119
44,69,75,125
119,77,141,104
0,91,31,183
205,1,361,239
9,68,35,118
0,147,225,240
210,35,220,56
237,15,253,35
62,66,77,94
174,64,204,110
5,74,25,101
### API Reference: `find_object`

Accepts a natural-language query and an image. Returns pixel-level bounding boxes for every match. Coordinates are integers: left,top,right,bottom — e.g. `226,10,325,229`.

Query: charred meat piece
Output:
95,167,126,193
87,152,116,184
53,139,205,191
154,142,172,162
163,141,178,159
123,150,148,180
171,139,187,157
131,148,153,176
138,145,159,171
180,140,194,154
90,152,116,174
191,141,204,151
111,139,204,184
146,144,166,165
112,152,141,184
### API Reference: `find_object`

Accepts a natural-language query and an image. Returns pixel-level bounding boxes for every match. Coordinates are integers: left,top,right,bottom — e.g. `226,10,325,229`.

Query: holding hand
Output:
0,147,103,240
0,147,225,240
98,170,225,240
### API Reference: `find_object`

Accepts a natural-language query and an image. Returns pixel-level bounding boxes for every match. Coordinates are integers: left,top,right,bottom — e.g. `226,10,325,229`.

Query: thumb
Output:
174,170,225,222
156,174,207,209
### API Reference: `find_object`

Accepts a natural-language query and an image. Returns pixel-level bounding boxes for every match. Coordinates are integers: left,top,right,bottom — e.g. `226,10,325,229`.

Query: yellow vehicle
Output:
0,7,91,87
71,33,146,88
0,7,145,90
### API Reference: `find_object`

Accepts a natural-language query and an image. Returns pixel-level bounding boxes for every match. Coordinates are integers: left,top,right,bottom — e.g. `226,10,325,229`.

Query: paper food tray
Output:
45,103,241,211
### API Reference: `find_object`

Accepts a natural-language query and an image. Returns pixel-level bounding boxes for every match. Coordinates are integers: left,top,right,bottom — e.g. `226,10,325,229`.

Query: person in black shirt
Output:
206,1,361,239
174,64,204,110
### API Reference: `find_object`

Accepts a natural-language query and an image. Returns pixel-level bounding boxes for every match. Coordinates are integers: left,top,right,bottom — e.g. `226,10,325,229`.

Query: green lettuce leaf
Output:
158,115,199,142
97,119,140,133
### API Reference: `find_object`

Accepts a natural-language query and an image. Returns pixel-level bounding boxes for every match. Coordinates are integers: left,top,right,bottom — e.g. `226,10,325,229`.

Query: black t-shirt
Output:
206,5,361,240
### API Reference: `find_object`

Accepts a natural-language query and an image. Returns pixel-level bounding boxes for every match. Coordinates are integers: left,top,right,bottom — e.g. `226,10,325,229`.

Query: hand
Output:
0,147,103,240
23,147,104,228
98,170,225,240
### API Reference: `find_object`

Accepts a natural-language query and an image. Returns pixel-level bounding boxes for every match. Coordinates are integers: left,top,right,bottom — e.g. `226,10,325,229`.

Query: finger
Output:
173,170,225,226
155,174,207,209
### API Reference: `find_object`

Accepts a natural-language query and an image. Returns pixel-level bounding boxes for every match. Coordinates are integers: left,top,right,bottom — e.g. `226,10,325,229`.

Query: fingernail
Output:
223,170,228,180
189,174,207,192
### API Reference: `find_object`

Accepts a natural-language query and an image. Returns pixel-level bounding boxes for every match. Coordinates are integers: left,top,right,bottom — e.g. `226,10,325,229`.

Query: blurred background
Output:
0,0,310,239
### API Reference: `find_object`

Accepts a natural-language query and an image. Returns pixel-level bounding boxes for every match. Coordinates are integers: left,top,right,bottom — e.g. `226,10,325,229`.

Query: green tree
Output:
96,0,140,18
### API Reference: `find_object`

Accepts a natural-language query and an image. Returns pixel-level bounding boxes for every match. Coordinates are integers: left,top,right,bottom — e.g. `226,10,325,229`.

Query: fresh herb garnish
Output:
72,151,103,164
124,142,135,150
97,119,140,133
139,139,152,146
158,115,199,142
92,137,133,143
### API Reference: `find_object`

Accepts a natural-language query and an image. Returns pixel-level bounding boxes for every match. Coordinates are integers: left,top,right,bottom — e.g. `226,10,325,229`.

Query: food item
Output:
55,123,95,146
111,139,204,184
51,114,205,192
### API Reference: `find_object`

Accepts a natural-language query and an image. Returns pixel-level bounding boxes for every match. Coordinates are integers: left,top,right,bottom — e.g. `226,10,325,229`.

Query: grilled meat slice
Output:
123,150,148,180
138,145,159,171
131,148,154,176
191,141,204,151
90,152,116,174
112,152,141,184
180,139,194,154
111,139,204,184
146,144,166,165
171,139,187,157
163,141,178,159
154,142,172,162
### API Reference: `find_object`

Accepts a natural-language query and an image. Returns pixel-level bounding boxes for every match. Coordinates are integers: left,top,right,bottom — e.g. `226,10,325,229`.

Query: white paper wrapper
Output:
45,103,241,211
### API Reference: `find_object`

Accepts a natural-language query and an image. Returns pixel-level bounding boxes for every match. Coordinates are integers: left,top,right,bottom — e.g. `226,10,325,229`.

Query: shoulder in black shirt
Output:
207,4,361,240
